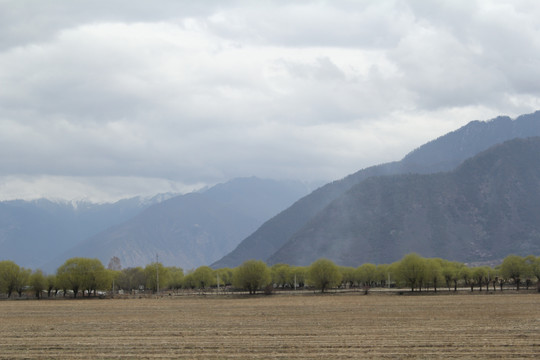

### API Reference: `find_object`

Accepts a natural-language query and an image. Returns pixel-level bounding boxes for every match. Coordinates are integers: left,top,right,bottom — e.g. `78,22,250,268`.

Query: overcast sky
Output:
1,0,540,202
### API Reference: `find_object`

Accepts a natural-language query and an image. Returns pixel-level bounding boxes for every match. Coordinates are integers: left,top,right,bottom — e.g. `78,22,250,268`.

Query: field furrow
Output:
1,293,539,358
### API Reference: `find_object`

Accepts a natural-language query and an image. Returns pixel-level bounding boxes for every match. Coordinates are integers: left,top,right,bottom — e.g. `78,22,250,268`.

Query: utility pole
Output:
156,254,159,295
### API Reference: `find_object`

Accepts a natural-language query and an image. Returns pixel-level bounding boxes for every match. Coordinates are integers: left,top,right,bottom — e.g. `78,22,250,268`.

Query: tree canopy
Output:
3,253,540,298
0,260,21,298
56,258,109,298
307,258,342,293
233,260,271,295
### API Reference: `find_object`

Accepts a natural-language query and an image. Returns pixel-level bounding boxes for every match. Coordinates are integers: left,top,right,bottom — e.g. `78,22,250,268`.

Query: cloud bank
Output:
1,0,540,201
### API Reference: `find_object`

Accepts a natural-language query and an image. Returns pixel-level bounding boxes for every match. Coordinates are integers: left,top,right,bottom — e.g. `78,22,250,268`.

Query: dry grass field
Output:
1,292,539,359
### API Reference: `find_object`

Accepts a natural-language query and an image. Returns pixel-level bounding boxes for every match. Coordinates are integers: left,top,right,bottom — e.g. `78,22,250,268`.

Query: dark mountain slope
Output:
213,111,540,268
211,163,400,268
268,137,540,266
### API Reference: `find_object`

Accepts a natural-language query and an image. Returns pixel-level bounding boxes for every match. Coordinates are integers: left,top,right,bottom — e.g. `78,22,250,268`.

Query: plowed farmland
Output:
1,293,539,359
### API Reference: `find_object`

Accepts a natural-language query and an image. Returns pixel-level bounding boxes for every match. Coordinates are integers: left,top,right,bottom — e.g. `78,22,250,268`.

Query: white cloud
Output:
1,0,540,201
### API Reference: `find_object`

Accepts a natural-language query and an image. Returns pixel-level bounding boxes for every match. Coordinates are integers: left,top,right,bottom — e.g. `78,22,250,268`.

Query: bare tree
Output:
108,256,122,271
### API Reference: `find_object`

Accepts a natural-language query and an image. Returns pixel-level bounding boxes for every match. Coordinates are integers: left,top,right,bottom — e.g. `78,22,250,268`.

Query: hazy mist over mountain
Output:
41,177,313,271
0,196,168,269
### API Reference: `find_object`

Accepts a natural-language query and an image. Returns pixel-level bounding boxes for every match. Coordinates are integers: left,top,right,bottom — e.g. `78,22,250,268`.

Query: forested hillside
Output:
268,137,540,266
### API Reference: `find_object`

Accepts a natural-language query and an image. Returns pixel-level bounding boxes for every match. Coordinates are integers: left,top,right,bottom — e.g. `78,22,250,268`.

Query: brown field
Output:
1,292,539,359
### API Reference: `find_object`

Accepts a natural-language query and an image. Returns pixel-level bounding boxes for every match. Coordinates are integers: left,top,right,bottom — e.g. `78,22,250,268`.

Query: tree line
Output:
1,253,539,299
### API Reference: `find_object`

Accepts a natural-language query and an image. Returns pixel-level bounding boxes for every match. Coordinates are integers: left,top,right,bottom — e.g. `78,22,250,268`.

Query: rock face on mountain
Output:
212,111,540,268
267,137,540,266
46,177,312,271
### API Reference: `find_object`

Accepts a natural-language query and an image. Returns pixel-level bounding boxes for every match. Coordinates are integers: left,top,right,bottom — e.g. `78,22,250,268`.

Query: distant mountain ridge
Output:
212,111,540,268
268,137,540,266
45,177,313,271
0,195,168,268
400,112,540,173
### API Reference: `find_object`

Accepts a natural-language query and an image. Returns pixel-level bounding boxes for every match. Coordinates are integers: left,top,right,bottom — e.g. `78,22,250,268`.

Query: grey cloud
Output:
383,4,540,111
1,1,540,201
0,0,227,50
277,57,346,81
205,1,412,48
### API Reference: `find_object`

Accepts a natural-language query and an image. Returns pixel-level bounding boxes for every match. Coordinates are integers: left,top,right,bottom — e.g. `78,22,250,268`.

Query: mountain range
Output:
212,111,540,268
268,137,540,266
0,195,169,269
43,177,313,271
3,111,540,272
